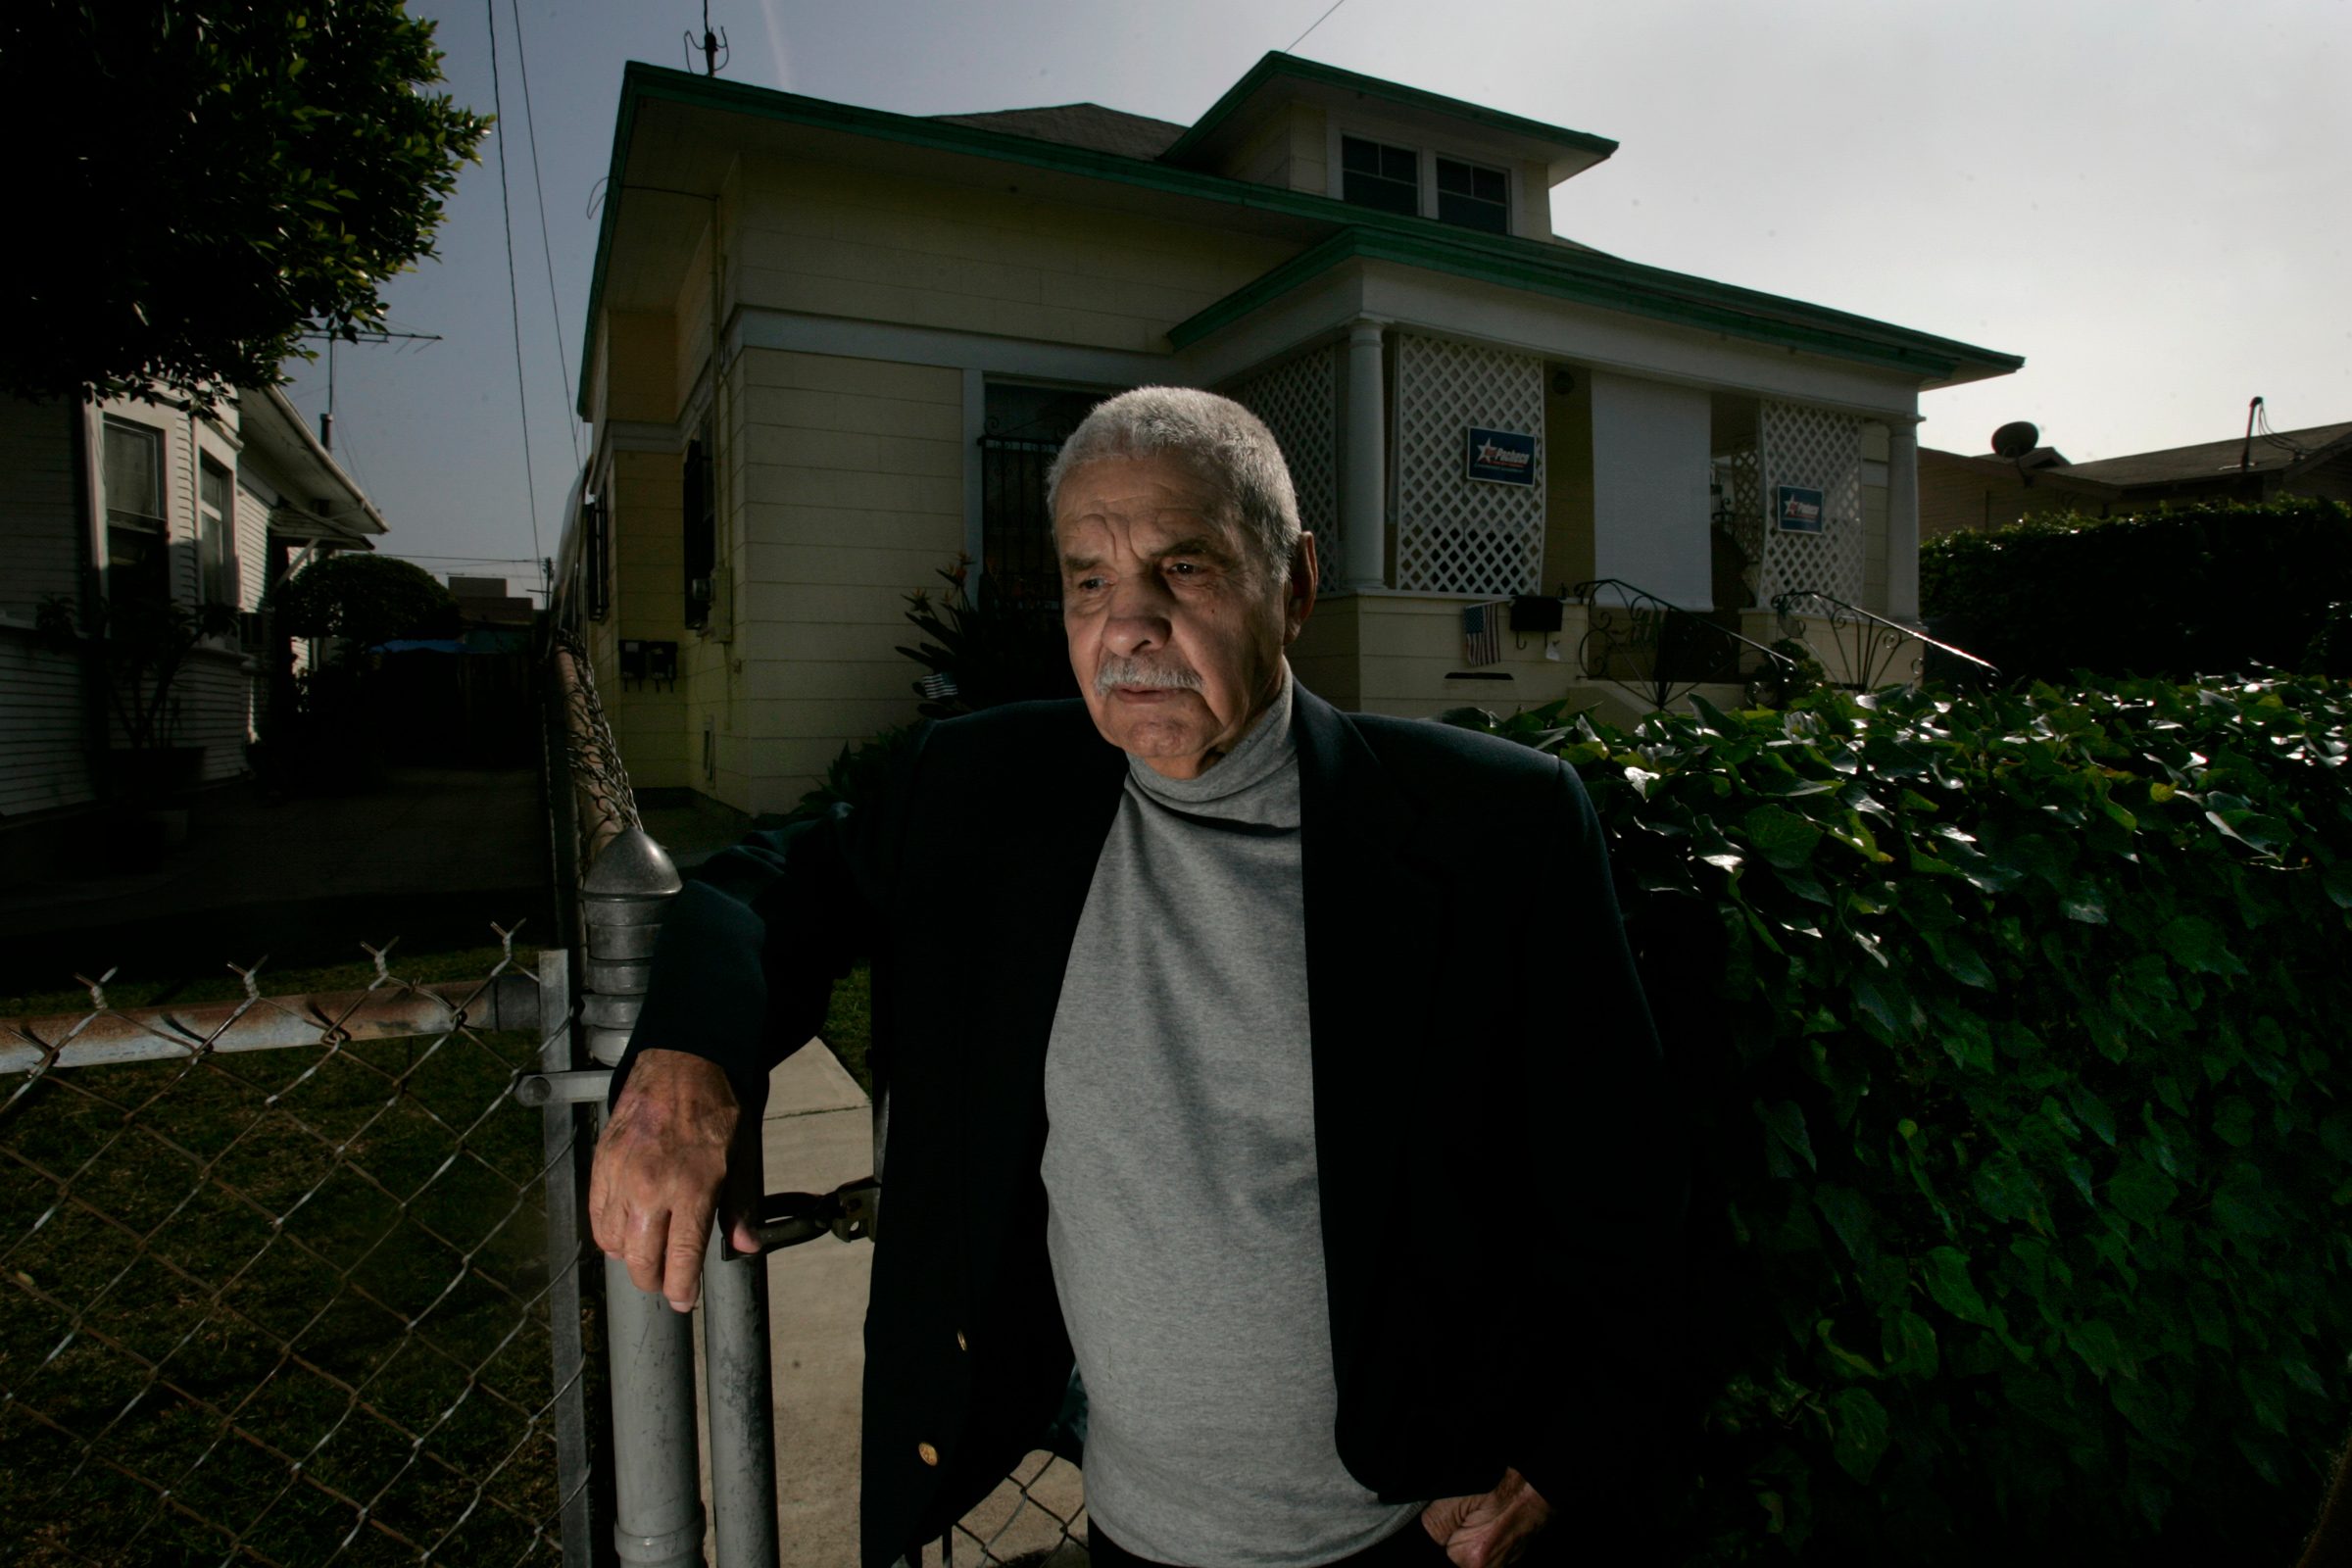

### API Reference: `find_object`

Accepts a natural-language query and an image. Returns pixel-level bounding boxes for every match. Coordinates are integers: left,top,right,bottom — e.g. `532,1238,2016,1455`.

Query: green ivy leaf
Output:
1829,1387,1892,1482
1881,1308,1940,1380
2067,1082,2118,1146
1742,804,1826,869
2212,1097,2256,1149
1759,1098,1818,1174
1923,1247,1994,1328
2157,914,2245,976
1816,1318,1882,1381
2107,1153,2179,1231
2065,1319,2132,1379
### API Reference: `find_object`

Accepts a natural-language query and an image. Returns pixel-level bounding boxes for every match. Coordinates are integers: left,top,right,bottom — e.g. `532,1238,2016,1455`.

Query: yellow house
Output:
561,53,2021,817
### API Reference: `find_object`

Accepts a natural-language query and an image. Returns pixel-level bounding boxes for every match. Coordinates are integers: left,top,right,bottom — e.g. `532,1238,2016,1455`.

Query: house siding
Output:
730,348,964,814
0,630,97,817
604,446,692,790
725,155,1296,356
0,395,100,815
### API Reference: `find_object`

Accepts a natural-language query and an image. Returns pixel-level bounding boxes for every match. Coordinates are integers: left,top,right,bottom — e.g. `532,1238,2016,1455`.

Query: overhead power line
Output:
1285,0,1350,52
484,0,544,569
507,0,582,469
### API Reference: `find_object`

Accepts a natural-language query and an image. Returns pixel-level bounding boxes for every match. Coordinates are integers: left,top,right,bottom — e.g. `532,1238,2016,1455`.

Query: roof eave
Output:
1170,226,2024,384
1159,51,1618,170
577,65,2015,406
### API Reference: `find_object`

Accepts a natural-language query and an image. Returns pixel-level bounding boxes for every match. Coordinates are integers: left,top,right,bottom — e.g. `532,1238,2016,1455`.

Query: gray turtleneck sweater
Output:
1041,670,1422,1566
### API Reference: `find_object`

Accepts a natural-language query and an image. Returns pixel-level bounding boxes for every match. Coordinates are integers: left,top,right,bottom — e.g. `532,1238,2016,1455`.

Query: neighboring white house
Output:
0,383,385,824
557,52,2023,816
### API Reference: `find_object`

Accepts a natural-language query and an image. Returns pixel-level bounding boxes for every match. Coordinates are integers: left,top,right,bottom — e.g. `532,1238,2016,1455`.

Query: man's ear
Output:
1283,532,1318,643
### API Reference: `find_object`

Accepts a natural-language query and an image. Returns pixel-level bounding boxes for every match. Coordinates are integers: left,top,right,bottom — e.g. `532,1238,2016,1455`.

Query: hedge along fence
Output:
1919,496,2352,683
1456,671,2352,1562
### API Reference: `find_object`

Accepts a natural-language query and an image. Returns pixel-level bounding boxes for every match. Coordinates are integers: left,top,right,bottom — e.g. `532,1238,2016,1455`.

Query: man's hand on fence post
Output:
590,1048,760,1311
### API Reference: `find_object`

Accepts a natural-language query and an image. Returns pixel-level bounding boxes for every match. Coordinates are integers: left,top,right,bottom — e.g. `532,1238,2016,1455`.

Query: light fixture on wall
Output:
1550,368,1576,397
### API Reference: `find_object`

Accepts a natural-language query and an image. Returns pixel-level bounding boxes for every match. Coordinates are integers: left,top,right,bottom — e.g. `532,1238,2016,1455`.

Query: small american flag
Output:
1461,600,1504,667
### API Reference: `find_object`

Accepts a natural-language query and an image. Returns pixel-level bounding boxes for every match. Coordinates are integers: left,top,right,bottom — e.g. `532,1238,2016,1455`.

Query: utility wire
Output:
507,0,582,469
484,0,545,568
383,553,547,564
1285,0,1350,53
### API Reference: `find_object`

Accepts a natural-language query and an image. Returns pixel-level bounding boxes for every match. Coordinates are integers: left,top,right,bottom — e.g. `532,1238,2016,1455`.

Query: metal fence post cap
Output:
582,828,683,900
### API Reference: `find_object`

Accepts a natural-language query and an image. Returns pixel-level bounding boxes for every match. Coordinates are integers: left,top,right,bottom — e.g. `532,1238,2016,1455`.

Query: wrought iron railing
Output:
1570,578,1798,713
1770,588,1999,691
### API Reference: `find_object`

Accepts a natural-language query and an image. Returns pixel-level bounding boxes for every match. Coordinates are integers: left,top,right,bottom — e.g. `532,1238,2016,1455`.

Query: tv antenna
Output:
686,0,729,75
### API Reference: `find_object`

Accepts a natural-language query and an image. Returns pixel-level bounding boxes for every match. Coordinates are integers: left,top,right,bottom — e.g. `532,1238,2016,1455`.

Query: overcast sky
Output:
281,0,2352,595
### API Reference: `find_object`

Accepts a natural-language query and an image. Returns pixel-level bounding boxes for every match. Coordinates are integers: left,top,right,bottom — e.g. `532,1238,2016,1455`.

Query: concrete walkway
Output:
737,1044,1089,1567
751,1042,879,1565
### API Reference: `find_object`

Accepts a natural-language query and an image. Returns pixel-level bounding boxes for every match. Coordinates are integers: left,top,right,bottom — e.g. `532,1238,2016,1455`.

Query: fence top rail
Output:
0,972,545,1075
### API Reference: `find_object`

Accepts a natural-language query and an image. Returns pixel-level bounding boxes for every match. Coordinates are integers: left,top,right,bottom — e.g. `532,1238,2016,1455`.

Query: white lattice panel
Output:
1759,400,1864,604
1392,334,1545,597
1230,346,1340,588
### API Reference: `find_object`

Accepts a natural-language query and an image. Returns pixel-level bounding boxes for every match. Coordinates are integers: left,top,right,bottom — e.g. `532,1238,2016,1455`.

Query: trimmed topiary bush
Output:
1919,497,2352,683
1454,671,2352,1562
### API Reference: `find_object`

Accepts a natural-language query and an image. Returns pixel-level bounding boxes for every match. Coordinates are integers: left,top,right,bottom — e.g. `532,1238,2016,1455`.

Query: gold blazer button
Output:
917,1442,940,1467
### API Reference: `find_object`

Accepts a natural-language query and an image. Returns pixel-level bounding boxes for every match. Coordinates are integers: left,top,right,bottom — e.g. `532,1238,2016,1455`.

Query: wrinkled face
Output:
1054,453,1315,779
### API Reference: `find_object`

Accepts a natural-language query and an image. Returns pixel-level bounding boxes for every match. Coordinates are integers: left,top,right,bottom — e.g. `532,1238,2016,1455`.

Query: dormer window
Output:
1436,157,1509,234
1341,136,1418,217
1340,135,1513,234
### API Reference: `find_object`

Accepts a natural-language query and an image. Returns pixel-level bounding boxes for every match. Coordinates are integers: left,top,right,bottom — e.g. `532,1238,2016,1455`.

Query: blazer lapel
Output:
1295,688,1446,1392
961,712,1127,1242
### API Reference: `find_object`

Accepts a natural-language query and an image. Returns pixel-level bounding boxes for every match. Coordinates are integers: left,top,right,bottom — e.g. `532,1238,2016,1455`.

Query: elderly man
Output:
591,387,1680,1568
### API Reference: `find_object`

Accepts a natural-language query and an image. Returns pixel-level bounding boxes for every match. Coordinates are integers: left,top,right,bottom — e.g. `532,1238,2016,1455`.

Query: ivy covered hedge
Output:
1919,497,2352,682
1456,671,2352,1562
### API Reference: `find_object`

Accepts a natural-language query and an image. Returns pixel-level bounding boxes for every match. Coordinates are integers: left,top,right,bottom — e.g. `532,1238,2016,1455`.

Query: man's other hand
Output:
588,1049,758,1312
1421,1467,1552,1567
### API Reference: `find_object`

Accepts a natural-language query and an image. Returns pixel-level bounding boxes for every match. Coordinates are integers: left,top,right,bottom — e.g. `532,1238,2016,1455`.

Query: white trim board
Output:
728,308,1176,388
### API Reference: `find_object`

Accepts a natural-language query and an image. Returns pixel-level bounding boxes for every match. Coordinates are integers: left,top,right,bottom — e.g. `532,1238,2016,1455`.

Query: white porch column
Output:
1342,319,1388,590
1886,417,1921,622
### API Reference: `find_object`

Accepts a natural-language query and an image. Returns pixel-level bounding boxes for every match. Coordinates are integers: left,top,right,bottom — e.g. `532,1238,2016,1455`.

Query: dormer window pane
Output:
1342,135,1419,217
1437,157,1509,233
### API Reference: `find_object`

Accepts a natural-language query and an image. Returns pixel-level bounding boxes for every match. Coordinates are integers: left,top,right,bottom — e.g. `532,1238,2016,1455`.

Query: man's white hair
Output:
1045,386,1302,583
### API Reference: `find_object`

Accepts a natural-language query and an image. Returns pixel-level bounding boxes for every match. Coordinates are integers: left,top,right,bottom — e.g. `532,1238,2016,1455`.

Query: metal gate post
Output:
582,829,702,1568
534,947,598,1568
703,1217,780,1567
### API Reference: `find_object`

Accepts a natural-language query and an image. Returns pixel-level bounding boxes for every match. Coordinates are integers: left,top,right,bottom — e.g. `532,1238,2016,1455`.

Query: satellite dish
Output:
1990,421,2040,460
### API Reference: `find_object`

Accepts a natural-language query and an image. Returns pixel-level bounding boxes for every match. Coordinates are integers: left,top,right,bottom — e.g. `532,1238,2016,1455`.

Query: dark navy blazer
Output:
614,687,1681,1567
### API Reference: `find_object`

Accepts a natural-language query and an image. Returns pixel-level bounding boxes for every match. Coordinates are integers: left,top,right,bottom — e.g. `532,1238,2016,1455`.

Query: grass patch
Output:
0,968,565,1564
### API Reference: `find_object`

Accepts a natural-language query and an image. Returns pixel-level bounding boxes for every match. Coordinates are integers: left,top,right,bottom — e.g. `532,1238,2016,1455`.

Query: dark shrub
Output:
1456,672,2352,1562
1920,498,2352,682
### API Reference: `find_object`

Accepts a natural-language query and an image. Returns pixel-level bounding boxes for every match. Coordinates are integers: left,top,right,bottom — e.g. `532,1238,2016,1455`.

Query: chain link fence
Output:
2,623,1098,1568
0,938,582,1566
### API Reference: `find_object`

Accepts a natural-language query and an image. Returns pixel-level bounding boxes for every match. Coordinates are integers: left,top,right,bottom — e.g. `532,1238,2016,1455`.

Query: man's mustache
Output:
1095,658,1202,696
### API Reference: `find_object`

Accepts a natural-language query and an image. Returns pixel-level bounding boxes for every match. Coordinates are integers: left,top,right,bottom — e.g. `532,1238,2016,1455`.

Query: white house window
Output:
103,417,169,605
1436,157,1509,234
1340,135,1418,217
199,457,238,607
